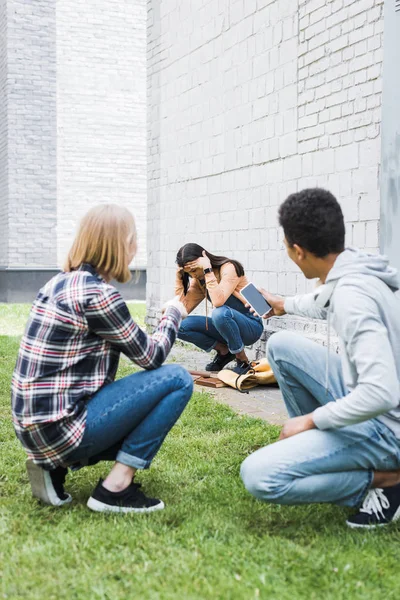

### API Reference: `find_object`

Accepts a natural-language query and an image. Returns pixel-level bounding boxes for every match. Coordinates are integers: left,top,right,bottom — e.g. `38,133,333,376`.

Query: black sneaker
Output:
346,483,400,529
205,351,235,372
87,478,165,514
26,459,72,506
228,360,252,376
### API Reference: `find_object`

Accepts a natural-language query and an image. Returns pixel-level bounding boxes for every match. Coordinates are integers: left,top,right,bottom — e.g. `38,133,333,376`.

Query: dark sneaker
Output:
228,360,252,376
346,483,400,529
87,478,165,514
26,459,72,506
205,351,235,372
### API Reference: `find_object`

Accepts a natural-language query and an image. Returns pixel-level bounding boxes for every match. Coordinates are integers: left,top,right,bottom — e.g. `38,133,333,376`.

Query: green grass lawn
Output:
1,304,400,599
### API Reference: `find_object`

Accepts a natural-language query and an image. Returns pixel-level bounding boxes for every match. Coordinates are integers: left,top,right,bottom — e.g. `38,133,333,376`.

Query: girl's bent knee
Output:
177,324,190,339
164,364,194,394
212,305,230,322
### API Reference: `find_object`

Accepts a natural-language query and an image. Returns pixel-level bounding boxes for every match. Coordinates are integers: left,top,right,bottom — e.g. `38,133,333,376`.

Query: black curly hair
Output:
279,188,345,258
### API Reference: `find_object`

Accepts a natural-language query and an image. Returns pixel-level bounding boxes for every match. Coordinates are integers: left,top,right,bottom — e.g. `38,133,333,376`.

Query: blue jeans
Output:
178,302,263,355
67,365,193,470
241,331,400,507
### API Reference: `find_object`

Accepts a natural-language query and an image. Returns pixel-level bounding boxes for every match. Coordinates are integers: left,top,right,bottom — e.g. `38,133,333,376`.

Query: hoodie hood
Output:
326,247,399,291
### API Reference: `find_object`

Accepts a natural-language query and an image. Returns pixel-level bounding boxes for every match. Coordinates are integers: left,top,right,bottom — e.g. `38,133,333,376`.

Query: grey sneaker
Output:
26,459,72,506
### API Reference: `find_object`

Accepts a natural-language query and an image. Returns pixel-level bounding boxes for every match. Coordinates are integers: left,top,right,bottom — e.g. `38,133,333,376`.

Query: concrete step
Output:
248,315,340,360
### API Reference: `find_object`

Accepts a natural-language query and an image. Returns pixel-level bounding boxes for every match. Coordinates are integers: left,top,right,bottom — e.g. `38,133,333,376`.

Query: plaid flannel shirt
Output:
11,264,181,470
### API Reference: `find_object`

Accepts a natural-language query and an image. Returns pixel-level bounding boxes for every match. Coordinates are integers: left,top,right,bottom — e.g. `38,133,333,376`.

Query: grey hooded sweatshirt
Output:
284,247,400,437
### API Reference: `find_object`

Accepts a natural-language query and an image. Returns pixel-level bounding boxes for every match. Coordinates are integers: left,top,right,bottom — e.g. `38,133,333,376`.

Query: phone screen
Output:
240,283,272,316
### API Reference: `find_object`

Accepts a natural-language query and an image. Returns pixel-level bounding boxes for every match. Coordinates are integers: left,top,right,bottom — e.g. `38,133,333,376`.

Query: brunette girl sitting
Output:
175,243,263,374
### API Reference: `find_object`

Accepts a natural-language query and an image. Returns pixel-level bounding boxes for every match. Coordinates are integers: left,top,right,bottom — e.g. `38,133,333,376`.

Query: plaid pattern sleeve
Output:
11,265,182,470
85,288,182,370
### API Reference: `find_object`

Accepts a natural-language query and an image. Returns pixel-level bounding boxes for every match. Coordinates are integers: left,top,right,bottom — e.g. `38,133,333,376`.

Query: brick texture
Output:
57,0,147,268
6,0,57,267
1,0,147,270
0,0,7,266
147,0,384,344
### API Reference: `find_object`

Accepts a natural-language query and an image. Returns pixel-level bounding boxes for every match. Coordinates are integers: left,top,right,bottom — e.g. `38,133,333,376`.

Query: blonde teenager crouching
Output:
11,205,192,513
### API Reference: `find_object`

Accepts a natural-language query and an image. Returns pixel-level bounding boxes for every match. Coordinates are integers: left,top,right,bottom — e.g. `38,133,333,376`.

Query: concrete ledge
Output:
146,308,339,359
0,268,146,303
263,315,339,352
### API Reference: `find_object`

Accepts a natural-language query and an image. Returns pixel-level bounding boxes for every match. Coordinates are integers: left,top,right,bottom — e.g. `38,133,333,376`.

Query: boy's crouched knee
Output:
240,451,292,503
240,454,266,500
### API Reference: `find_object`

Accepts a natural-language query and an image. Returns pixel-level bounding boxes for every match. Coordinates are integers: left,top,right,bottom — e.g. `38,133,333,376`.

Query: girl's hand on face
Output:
183,261,204,276
184,261,198,273
196,251,212,271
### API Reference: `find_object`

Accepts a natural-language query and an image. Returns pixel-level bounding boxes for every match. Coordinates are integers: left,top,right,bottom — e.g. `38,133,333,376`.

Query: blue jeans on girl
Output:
178,295,263,354
67,364,193,470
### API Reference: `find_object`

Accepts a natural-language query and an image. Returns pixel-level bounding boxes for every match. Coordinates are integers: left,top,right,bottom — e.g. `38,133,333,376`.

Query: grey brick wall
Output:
6,0,57,268
56,0,147,268
0,0,7,266
147,0,384,348
1,0,58,268
1,0,147,272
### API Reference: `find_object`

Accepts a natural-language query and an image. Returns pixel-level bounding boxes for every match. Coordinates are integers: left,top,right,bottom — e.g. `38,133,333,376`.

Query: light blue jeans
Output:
241,331,400,508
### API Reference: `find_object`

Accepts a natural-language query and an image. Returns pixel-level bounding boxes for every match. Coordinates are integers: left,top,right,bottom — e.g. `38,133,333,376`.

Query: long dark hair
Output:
176,243,245,295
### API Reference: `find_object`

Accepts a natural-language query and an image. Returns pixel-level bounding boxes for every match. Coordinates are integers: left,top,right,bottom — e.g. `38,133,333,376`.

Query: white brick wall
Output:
298,0,383,254
5,0,57,267
1,0,147,270
147,0,384,336
56,0,147,269
0,0,7,266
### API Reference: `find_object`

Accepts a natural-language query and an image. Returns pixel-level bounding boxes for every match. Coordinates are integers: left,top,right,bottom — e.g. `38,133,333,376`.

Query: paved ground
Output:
168,343,287,426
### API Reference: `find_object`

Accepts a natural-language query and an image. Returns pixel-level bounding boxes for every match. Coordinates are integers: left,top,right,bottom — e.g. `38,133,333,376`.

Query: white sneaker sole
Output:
346,520,388,530
87,496,165,514
26,460,72,507
346,505,400,529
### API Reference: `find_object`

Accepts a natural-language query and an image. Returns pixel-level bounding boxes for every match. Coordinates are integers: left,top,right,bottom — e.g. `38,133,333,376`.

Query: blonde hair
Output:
64,204,136,283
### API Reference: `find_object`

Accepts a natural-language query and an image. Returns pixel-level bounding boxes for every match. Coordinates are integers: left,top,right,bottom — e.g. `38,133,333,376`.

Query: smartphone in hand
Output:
240,283,272,317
